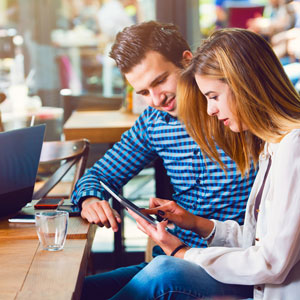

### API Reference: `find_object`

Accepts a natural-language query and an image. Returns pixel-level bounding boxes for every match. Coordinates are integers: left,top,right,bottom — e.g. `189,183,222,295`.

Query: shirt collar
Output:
157,109,179,125
261,141,278,160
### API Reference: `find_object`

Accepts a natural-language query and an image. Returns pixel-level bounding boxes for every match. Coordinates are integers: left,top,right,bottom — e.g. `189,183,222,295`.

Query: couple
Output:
73,22,300,300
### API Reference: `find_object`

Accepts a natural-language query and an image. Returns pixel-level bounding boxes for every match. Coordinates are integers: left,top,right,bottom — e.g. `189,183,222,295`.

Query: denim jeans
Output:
108,256,253,300
80,246,167,299
81,262,148,300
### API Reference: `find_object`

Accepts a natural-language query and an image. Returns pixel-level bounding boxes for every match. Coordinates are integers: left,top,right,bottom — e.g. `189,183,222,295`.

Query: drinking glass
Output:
35,210,69,251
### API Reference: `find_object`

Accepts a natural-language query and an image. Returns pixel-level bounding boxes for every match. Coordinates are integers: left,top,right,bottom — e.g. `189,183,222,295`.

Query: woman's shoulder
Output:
282,128,300,144
277,129,300,157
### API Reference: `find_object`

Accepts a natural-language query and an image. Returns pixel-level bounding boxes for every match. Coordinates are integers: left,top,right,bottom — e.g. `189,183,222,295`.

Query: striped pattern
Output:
72,106,257,248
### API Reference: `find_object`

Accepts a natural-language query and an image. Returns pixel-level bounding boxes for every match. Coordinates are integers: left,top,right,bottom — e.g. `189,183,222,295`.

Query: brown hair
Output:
178,28,300,175
109,21,190,74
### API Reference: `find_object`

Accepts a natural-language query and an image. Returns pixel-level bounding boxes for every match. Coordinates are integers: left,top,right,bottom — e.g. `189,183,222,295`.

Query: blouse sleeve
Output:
208,219,244,248
184,130,300,285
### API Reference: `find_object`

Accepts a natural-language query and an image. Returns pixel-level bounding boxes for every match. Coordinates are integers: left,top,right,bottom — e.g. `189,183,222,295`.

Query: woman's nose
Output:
207,101,218,116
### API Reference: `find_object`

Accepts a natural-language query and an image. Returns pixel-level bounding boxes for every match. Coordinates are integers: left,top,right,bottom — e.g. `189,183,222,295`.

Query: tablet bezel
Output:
100,181,158,226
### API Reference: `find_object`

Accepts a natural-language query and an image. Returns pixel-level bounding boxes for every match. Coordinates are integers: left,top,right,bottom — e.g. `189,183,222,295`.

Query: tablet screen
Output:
100,181,157,226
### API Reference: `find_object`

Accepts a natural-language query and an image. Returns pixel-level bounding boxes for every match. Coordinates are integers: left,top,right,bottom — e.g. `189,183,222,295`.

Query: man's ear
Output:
182,50,193,68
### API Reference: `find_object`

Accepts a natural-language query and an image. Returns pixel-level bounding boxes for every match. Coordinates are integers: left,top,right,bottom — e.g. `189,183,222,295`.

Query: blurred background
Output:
0,0,299,270
0,0,299,136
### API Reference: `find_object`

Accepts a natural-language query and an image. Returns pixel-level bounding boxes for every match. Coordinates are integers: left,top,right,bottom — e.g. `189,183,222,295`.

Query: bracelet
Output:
170,244,186,256
202,220,216,241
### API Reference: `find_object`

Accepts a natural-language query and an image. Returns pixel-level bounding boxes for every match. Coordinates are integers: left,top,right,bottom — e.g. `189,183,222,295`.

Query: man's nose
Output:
207,101,218,116
149,89,164,107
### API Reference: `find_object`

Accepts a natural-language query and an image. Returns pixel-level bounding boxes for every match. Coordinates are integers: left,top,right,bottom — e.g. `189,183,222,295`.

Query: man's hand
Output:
81,197,121,232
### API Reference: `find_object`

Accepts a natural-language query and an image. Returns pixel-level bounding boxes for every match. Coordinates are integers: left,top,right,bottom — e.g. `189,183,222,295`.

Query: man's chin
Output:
164,109,177,117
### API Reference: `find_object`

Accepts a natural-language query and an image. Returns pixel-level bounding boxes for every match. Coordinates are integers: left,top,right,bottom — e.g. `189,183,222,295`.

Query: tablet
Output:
100,181,158,226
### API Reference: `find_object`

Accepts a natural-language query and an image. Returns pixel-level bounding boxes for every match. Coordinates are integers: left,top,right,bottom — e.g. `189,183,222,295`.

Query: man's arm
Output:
71,108,158,228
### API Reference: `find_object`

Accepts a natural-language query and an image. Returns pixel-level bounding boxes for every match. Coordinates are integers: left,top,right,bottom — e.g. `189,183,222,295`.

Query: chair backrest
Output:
61,89,123,123
33,139,90,200
227,5,265,28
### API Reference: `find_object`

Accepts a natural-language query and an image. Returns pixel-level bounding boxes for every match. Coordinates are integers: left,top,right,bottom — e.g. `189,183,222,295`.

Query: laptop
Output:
0,124,45,218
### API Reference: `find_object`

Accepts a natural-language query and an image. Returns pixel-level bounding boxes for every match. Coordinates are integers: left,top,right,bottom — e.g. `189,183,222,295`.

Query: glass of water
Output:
35,210,69,251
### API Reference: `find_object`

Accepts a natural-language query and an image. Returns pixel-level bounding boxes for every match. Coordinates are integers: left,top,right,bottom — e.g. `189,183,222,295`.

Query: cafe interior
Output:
0,0,299,299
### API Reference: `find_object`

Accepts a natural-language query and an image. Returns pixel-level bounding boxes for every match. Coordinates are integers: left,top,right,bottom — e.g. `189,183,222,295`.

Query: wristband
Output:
170,244,186,256
202,219,216,241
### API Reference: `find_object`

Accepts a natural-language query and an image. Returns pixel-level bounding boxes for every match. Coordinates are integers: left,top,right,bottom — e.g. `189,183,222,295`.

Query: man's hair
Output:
109,21,190,73
178,28,300,175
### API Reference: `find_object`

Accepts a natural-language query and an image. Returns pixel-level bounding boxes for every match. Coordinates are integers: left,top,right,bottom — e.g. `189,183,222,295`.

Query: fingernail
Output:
158,210,165,216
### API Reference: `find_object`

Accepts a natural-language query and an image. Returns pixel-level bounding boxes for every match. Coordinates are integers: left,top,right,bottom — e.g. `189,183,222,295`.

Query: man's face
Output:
125,51,182,117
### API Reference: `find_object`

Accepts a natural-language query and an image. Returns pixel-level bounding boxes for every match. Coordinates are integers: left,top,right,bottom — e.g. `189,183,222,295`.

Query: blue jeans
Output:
81,262,148,300
108,256,253,300
81,246,165,299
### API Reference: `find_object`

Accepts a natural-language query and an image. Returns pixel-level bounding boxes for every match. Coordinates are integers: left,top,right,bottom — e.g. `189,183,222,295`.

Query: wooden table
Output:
63,110,138,143
0,204,96,300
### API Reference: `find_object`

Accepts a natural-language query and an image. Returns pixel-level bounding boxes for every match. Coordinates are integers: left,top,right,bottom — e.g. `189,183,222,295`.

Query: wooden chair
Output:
33,139,90,200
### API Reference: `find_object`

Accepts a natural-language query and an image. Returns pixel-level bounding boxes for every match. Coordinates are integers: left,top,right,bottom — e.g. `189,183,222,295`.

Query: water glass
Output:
35,210,69,251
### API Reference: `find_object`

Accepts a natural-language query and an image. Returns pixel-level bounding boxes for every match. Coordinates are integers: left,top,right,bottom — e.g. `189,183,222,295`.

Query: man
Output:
72,21,257,299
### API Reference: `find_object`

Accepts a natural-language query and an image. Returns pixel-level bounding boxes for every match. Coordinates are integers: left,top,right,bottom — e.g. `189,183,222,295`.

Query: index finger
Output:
141,207,161,215
149,197,170,208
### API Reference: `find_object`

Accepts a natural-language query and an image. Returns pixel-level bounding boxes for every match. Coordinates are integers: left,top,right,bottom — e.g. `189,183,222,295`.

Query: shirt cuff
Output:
208,219,227,247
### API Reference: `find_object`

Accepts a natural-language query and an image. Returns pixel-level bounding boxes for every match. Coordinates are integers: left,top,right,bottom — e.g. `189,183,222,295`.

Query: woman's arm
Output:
185,131,300,285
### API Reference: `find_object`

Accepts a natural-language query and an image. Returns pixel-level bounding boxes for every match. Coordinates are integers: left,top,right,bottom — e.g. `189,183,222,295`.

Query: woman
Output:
108,28,300,300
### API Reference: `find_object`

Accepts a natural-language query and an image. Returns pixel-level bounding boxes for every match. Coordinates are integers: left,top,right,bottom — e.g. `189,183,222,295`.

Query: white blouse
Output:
184,129,300,300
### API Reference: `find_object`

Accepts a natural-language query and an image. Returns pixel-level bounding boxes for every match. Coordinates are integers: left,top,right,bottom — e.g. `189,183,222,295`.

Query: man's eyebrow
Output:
150,71,168,87
136,72,169,94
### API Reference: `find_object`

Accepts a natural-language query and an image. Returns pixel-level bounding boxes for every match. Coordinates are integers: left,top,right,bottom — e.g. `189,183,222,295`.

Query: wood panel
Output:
16,240,89,300
0,239,39,300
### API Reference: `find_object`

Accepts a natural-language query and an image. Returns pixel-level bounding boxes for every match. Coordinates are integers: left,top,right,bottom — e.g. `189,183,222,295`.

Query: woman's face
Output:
195,74,248,132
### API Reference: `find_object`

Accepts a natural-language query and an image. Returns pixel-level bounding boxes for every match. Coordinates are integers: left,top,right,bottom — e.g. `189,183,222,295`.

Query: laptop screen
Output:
0,125,45,217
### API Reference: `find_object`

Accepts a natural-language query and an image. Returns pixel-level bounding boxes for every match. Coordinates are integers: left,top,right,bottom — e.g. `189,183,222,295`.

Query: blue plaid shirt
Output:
72,106,257,248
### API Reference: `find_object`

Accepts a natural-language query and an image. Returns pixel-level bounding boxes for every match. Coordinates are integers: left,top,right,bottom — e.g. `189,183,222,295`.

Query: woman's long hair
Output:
178,28,300,175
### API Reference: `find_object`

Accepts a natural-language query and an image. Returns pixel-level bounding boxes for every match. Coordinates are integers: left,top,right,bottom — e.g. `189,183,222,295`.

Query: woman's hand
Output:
127,209,189,258
143,197,215,239
142,197,198,231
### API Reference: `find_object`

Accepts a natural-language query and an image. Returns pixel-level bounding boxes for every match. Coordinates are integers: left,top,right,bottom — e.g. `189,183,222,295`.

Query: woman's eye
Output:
210,96,218,100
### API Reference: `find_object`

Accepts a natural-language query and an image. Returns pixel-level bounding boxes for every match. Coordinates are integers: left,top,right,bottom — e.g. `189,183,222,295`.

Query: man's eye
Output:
140,91,149,96
157,77,167,85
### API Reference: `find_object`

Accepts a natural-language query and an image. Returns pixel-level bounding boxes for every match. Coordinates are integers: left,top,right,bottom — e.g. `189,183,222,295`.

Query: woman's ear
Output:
182,50,193,68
